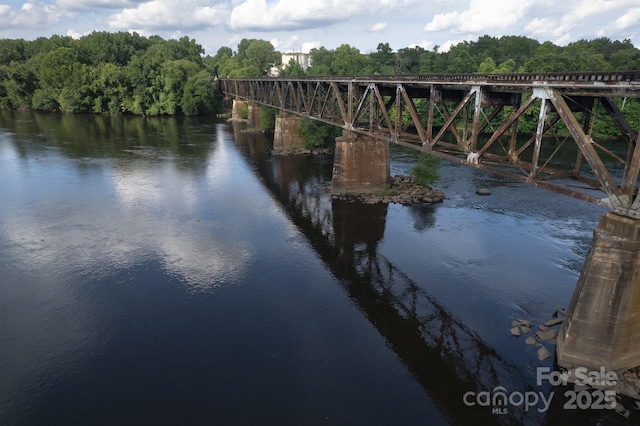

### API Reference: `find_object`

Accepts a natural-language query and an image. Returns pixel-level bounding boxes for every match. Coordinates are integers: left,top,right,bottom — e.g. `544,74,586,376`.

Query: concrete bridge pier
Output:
331,131,390,196
231,99,246,121
556,212,640,373
273,112,303,151
230,99,261,131
247,103,261,130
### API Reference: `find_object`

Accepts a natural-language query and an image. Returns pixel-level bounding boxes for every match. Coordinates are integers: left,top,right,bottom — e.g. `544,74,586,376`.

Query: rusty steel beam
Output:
219,73,640,216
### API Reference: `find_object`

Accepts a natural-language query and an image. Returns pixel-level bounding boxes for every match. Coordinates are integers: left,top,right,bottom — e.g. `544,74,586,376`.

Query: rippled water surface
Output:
0,111,632,425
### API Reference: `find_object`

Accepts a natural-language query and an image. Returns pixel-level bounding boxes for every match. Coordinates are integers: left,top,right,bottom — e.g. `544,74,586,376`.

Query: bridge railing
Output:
222,71,640,85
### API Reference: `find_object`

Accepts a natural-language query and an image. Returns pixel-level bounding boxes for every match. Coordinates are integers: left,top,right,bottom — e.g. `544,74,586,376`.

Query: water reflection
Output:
407,204,438,231
0,112,254,291
0,113,626,425
231,124,532,425
231,121,635,425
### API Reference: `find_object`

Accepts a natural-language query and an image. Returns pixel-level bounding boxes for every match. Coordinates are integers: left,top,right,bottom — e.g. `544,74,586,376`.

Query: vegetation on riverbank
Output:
1,32,639,131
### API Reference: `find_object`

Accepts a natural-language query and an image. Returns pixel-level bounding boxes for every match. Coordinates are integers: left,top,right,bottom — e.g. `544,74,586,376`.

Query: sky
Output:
1,0,639,56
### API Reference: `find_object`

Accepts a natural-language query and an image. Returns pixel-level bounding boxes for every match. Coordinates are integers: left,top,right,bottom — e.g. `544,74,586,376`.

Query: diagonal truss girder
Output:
219,73,640,217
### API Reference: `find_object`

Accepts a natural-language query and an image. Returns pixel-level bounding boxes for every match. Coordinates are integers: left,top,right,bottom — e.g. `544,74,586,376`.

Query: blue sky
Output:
1,0,639,56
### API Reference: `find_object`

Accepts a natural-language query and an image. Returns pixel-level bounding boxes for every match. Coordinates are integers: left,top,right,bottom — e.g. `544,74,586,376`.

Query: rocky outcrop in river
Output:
332,175,446,205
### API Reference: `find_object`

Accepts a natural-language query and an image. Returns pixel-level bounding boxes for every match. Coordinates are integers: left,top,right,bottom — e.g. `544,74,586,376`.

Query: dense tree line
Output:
298,36,640,76
1,32,639,118
0,32,220,115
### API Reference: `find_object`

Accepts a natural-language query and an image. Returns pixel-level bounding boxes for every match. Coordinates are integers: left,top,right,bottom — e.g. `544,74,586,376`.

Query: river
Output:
0,111,634,425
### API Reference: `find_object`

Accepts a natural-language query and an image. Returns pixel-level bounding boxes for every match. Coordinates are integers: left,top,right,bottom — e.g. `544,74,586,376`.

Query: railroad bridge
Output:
219,72,640,374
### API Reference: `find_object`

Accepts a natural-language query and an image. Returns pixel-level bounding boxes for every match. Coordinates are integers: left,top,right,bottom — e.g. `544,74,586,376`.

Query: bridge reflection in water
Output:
230,122,629,425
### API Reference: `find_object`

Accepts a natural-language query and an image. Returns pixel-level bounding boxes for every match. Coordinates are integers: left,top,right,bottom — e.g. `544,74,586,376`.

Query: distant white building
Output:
269,52,312,76
281,52,311,72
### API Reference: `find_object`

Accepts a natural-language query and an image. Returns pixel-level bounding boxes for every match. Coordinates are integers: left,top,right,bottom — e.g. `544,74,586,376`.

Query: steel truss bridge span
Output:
219,72,640,218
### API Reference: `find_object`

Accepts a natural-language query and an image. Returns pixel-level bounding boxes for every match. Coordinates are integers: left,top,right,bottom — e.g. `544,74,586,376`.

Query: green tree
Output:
419,49,445,73
89,62,126,113
477,57,497,73
331,44,373,75
280,58,305,76
410,153,440,186
39,47,79,90
297,118,341,149
0,38,28,65
148,59,201,115
0,62,38,109
181,70,218,116
259,106,278,130
523,41,566,72
497,59,516,73
216,57,241,78
232,65,262,78
497,36,539,69
446,43,477,73
208,46,233,76
75,31,144,66
561,40,610,71
370,42,395,74
244,39,279,74
307,47,335,76
235,39,279,75
395,46,425,74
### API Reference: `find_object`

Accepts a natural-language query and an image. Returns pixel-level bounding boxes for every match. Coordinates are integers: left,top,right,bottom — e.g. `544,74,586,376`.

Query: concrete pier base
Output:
273,113,302,151
231,99,246,121
556,212,640,372
331,131,390,195
247,103,260,129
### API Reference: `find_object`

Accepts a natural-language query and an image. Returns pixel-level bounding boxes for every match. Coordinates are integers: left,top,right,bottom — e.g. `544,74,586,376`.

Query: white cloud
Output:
270,35,299,52
229,0,399,31
66,28,86,39
108,0,229,32
367,22,387,32
230,0,341,31
613,7,640,30
439,39,465,52
524,18,564,39
0,0,67,29
0,0,638,58
424,0,534,34
55,0,139,11
564,0,637,21
301,41,320,53
409,40,436,51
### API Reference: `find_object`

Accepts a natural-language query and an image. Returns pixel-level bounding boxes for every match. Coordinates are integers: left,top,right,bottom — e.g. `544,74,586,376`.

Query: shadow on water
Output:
230,123,531,425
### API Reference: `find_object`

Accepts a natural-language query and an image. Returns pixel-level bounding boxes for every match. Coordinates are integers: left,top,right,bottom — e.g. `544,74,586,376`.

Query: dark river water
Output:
0,111,634,425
